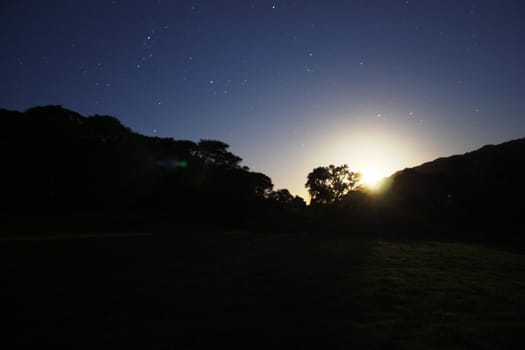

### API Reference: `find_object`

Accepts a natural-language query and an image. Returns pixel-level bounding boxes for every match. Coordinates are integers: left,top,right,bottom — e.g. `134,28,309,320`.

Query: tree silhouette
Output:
306,164,361,205
269,189,307,209
246,171,274,197
1,105,310,229
196,139,242,168
269,189,295,204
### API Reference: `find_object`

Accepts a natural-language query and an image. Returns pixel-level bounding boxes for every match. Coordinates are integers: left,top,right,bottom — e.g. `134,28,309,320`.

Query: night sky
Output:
2,1,525,198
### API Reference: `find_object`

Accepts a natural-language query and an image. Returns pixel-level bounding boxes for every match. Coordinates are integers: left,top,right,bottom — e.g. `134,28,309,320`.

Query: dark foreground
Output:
2,228,525,349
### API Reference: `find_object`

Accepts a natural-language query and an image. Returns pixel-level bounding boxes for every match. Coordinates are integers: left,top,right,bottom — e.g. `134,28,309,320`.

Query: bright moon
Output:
360,169,383,189
304,126,425,198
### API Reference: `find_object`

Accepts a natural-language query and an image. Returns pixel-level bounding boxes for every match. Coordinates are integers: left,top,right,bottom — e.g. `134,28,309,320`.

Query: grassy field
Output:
2,229,525,349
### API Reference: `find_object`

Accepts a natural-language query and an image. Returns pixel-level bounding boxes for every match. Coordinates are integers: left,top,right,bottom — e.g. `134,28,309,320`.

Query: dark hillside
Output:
383,138,525,237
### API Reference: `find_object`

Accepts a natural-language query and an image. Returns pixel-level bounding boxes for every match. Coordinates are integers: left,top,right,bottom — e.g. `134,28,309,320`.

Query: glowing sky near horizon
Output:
1,1,525,199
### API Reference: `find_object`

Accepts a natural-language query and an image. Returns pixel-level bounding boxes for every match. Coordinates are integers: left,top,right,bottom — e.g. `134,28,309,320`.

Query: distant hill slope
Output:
383,138,525,232
405,138,525,177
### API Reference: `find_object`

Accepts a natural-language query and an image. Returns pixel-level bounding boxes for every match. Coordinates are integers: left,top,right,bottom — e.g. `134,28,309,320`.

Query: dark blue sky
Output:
2,0,525,197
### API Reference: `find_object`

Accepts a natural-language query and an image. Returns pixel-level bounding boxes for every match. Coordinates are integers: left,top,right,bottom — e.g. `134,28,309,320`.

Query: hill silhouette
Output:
374,138,525,238
1,105,523,239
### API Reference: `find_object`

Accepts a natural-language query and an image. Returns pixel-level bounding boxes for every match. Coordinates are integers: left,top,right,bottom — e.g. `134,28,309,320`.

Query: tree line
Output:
3,105,522,237
1,106,316,230
0,104,433,232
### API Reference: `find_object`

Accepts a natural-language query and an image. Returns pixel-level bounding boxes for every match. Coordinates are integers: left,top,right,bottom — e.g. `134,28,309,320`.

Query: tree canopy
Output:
305,164,361,205
196,139,242,168
0,105,310,229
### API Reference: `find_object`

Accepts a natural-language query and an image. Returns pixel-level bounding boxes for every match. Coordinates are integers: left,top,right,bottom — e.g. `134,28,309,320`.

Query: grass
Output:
2,228,525,349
